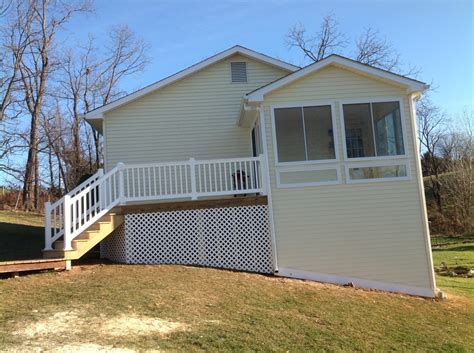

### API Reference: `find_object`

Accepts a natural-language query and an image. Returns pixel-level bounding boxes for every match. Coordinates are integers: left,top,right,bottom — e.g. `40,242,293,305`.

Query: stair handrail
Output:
44,166,118,251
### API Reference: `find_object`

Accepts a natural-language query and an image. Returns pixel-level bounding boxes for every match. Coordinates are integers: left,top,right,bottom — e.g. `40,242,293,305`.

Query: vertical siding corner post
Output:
63,194,73,251
117,162,126,204
44,202,53,250
189,158,197,200
259,154,268,195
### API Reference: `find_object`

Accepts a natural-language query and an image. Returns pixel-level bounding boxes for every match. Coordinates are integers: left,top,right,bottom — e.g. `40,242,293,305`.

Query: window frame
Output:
345,159,411,184
270,100,340,167
276,162,341,188
339,97,409,162
339,96,411,184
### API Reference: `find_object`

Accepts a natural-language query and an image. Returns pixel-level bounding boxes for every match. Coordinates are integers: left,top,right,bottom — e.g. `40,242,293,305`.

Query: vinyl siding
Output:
103,54,289,169
262,65,435,290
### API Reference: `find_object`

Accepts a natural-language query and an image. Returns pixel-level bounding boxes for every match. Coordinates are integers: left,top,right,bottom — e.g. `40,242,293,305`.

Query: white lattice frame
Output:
101,204,273,274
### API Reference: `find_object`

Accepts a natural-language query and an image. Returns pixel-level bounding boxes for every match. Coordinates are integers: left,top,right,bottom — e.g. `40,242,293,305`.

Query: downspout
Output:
257,105,279,273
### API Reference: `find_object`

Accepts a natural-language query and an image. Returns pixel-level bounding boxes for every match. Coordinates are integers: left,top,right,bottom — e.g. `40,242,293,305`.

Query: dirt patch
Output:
12,310,186,351
102,314,187,336
14,310,84,339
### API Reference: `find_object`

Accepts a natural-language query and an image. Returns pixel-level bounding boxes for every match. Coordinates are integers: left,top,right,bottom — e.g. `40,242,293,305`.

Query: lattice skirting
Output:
100,204,273,274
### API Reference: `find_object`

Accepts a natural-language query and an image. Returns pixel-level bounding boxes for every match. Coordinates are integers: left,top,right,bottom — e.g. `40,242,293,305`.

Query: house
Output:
43,45,438,297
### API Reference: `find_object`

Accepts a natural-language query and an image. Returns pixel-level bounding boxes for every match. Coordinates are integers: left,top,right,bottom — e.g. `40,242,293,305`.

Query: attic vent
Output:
231,62,247,83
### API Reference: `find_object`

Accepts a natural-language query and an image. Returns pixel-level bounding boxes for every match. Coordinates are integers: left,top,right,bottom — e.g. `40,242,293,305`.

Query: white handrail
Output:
44,155,266,251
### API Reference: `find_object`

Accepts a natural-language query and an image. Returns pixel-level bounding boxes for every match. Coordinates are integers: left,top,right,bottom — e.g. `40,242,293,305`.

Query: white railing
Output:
44,155,267,251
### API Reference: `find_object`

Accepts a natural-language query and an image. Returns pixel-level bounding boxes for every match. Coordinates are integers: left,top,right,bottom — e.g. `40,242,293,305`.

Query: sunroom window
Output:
274,105,335,163
342,101,404,158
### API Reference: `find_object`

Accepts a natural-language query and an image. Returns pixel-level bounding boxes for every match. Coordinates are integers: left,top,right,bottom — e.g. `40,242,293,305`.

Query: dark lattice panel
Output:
100,223,127,262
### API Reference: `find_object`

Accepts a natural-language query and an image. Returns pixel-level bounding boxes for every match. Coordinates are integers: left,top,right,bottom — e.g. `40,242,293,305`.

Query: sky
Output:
64,0,473,117
0,0,472,185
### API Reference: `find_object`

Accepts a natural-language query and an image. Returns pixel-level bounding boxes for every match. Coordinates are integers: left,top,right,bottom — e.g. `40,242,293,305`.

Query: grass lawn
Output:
1,264,473,352
0,211,473,351
0,211,44,261
431,235,474,298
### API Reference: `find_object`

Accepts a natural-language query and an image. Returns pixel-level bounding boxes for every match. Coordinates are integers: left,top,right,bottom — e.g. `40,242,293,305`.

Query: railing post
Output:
259,154,268,195
44,202,52,250
189,158,197,200
117,162,125,204
63,194,73,251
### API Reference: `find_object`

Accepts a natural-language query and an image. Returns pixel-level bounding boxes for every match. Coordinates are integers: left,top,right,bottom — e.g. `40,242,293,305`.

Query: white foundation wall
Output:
101,204,273,274
261,65,436,296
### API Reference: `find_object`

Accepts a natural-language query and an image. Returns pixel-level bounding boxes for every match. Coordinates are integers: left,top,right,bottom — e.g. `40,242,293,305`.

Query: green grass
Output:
431,235,474,299
0,211,44,261
0,211,473,351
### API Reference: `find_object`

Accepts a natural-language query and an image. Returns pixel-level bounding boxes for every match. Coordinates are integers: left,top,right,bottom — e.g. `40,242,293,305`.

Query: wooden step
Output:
0,258,67,274
43,213,123,261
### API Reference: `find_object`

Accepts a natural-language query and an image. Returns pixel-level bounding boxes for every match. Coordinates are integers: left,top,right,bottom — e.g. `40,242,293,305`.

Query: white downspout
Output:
257,106,279,273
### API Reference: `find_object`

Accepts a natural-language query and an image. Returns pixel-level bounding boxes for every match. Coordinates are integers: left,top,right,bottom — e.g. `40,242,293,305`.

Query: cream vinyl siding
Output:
103,54,288,169
263,65,434,290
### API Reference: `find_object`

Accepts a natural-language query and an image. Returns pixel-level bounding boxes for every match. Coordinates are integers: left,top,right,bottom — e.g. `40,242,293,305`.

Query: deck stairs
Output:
43,212,123,260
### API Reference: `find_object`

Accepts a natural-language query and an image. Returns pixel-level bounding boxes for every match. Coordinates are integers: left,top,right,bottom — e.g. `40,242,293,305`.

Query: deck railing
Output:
44,155,267,251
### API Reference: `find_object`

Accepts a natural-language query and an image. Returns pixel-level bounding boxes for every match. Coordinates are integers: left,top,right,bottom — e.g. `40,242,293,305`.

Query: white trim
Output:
246,55,428,102
338,97,410,161
345,160,411,184
270,100,340,166
269,100,342,188
277,267,436,298
407,95,437,292
276,165,341,189
86,46,299,121
258,107,279,272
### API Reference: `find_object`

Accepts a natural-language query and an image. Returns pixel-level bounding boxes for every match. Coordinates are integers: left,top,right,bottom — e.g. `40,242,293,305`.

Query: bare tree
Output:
416,96,448,212
287,14,419,76
286,15,346,62
355,28,400,71
440,110,473,233
83,25,150,169
14,0,91,210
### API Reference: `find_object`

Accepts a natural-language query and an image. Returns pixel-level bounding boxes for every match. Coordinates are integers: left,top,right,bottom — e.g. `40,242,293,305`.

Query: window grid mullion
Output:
369,103,378,157
301,107,309,161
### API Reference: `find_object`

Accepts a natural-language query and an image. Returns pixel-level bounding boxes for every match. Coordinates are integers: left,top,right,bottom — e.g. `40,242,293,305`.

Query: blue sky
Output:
66,0,473,117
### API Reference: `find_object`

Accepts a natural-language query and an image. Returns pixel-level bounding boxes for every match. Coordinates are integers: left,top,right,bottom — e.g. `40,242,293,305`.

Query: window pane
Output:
372,102,405,156
349,165,407,180
274,107,305,162
343,103,376,158
279,169,338,184
303,106,335,160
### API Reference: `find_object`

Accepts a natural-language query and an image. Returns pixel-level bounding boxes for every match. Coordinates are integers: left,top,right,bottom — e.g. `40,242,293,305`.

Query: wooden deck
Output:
0,258,67,275
117,195,268,214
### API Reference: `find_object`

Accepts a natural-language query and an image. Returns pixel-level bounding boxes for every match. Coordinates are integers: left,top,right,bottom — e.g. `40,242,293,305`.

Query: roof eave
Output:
84,45,299,120
246,55,429,103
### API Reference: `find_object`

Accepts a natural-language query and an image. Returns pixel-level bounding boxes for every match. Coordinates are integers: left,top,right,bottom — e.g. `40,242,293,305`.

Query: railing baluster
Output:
174,165,178,195
165,166,168,195
198,164,202,193
213,163,217,192
153,167,157,196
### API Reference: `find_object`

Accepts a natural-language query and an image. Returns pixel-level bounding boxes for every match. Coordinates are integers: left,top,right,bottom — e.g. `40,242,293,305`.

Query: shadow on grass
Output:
433,245,474,252
0,222,44,261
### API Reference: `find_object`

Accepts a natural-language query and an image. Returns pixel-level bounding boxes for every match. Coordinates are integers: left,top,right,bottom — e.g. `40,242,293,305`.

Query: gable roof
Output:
85,45,299,122
245,54,429,102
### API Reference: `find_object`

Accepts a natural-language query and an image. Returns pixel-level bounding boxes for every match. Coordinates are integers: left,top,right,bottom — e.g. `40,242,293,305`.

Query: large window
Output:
274,105,335,163
342,101,404,158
